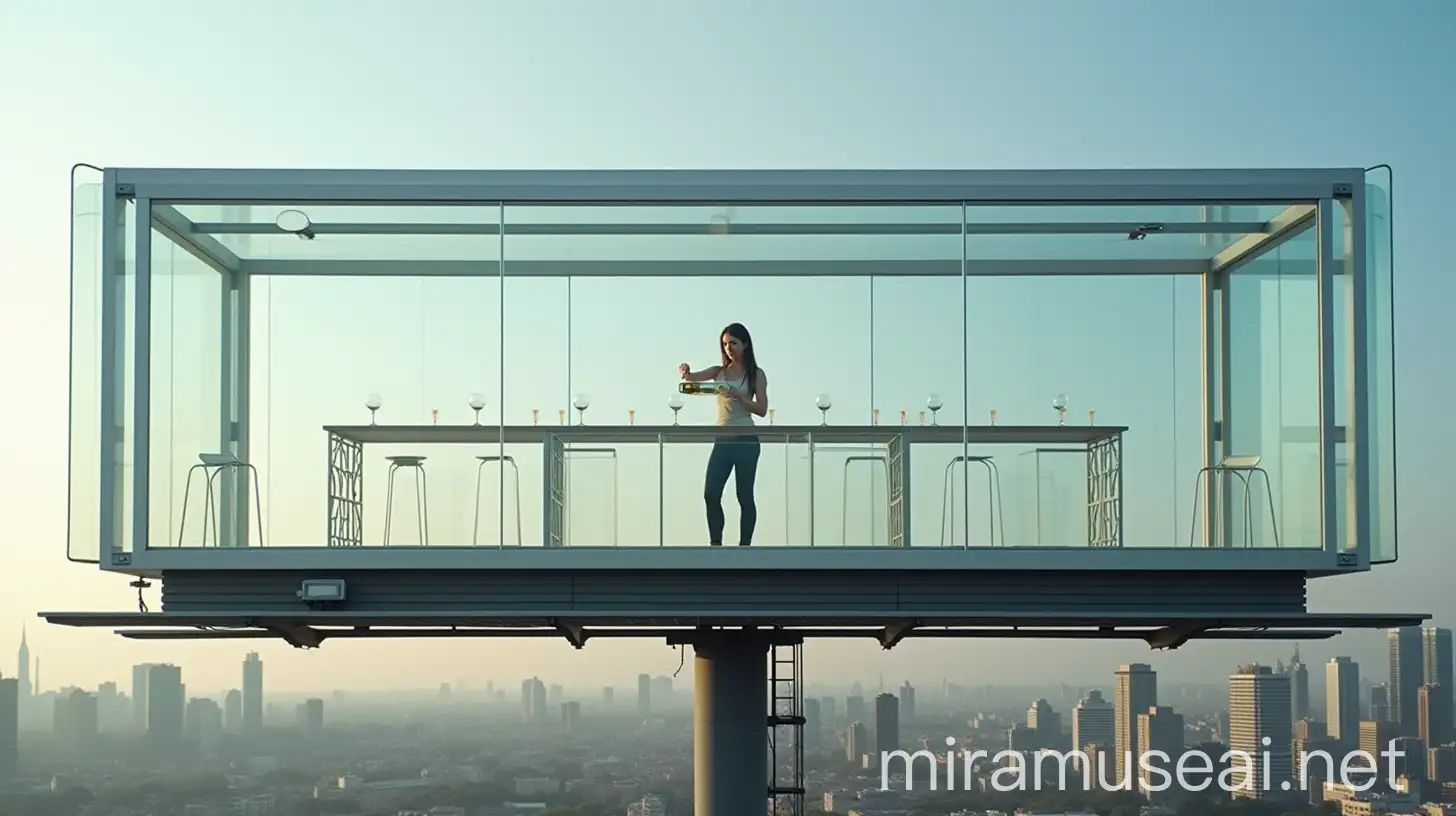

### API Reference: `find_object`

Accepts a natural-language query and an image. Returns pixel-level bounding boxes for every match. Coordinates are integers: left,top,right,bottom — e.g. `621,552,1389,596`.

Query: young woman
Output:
678,323,770,546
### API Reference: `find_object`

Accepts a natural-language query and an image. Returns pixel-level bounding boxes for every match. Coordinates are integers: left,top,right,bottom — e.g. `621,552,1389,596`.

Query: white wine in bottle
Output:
679,382,726,396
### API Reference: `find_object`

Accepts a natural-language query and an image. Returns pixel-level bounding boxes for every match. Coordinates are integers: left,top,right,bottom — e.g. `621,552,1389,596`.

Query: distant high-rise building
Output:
15,628,29,697
242,652,264,734
223,689,242,733
131,663,155,731
301,698,324,738
1114,664,1157,786
1359,719,1401,768
54,689,99,745
874,693,899,756
1418,683,1451,747
637,673,651,715
561,700,581,731
1370,683,1390,723
521,677,547,721
0,676,17,778
899,682,916,722
1027,699,1061,750
1073,690,1115,753
804,697,821,751
146,664,185,748
185,698,224,750
846,722,869,763
602,686,614,705
845,695,866,724
1389,627,1423,736
1137,706,1184,800
1228,664,1292,799
1286,645,1311,722
1326,657,1361,742
1423,628,1454,741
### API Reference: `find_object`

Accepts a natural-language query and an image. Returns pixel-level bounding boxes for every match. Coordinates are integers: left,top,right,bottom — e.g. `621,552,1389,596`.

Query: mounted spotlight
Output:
276,209,315,240
297,578,346,609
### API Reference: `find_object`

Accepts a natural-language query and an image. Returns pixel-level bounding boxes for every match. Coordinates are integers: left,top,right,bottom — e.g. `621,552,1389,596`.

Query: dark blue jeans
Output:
704,434,761,545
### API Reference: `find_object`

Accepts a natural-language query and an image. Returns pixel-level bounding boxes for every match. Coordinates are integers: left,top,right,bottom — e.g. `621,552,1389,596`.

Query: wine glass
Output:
573,393,591,425
468,393,485,425
668,394,684,425
926,394,944,426
1053,393,1069,426
365,393,382,425
768,408,775,425
815,393,833,425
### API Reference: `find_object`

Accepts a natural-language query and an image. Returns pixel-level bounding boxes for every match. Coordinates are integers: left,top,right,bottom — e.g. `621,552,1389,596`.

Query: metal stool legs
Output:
939,456,1004,547
178,454,265,547
841,455,891,545
1188,459,1280,548
472,455,523,546
383,456,429,546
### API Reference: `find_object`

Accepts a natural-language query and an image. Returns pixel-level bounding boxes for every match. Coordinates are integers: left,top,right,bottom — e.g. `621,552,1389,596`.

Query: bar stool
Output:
178,452,266,547
1188,454,1280,548
841,455,891,545
383,455,429,546
940,455,1004,547
472,454,523,546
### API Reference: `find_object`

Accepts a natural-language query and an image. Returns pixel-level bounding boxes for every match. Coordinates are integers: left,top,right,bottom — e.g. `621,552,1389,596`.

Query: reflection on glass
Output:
469,393,485,425
365,393,382,425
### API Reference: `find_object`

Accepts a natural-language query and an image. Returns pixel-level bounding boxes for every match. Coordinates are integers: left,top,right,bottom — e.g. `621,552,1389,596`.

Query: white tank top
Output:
715,367,755,427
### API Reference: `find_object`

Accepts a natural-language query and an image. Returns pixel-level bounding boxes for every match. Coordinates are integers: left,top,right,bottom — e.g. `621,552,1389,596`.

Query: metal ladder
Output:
768,637,806,816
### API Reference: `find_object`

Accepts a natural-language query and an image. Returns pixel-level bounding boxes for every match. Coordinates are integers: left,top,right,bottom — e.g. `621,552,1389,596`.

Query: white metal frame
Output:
87,167,1377,575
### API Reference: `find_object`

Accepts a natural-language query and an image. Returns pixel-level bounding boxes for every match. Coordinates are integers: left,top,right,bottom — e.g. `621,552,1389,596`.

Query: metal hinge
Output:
1333,183,1353,199
117,183,135,197
1336,552,1358,567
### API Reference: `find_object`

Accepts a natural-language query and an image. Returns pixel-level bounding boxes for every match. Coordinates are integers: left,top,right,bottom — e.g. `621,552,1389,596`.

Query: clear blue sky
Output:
1,0,1452,693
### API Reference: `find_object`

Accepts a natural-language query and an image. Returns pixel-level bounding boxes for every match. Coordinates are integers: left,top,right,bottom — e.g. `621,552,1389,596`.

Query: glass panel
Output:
68,175,104,562
221,204,504,548
505,204,966,546
148,227,227,549
961,203,1219,549
1225,225,1322,549
1365,167,1396,563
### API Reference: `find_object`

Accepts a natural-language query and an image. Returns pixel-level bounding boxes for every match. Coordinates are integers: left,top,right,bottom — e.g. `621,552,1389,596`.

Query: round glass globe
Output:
668,394,684,410
573,393,591,411
926,394,944,411
365,393,382,410
815,393,833,411
468,393,486,410
1053,393,1069,410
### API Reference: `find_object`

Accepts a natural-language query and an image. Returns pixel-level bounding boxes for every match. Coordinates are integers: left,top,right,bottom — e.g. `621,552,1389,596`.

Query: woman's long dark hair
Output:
719,322,759,392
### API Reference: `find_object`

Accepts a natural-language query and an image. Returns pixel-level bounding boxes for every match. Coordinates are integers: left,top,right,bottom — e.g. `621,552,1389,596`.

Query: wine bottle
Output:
679,382,725,395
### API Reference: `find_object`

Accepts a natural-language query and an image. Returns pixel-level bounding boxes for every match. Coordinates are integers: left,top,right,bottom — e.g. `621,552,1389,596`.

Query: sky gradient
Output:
1,0,1453,693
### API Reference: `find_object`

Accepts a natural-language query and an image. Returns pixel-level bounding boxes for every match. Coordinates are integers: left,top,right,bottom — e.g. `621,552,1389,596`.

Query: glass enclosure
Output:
66,169,1396,560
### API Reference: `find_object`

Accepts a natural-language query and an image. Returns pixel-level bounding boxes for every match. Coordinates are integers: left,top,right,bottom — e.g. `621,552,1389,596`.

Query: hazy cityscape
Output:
0,625,1451,816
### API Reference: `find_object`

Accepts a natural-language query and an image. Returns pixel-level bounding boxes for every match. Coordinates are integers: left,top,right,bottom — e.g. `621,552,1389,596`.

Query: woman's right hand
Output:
678,363,690,380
